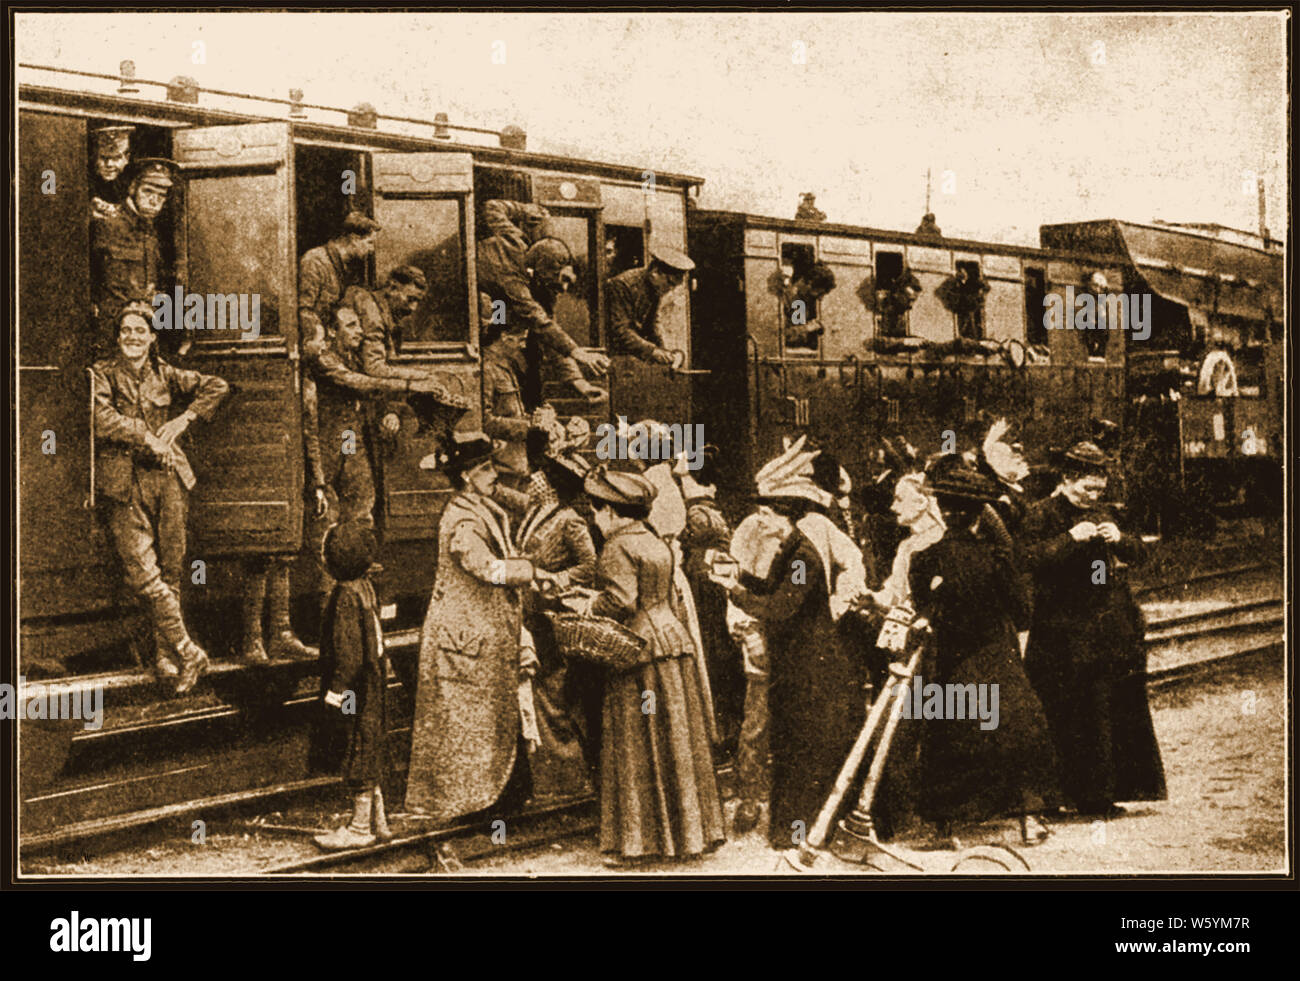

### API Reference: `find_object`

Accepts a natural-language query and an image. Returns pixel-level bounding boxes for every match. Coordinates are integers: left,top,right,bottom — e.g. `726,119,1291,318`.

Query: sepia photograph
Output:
8,5,1289,909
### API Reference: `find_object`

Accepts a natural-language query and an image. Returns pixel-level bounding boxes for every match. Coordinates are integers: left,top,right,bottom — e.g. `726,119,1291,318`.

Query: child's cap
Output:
324,521,379,582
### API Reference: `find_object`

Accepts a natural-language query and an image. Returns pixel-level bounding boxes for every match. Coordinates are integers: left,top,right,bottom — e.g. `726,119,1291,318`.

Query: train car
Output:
686,209,1128,512
1040,219,1284,526
15,62,704,843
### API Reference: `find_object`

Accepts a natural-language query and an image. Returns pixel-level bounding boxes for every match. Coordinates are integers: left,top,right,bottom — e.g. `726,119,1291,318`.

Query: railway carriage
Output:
16,64,703,841
686,209,1129,512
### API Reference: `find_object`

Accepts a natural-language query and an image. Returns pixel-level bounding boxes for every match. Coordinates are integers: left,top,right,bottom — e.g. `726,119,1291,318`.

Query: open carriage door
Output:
370,152,478,541
172,122,303,555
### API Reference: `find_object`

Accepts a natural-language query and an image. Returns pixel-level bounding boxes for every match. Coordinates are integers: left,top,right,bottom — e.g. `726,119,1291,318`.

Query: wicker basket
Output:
546,612,650,671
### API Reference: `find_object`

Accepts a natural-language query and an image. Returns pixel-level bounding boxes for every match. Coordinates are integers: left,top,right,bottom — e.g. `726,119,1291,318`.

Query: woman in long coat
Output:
1021,442,1166,816
517,449,599,801
906,464,1059,843
583,466,725,863
405,433,556,821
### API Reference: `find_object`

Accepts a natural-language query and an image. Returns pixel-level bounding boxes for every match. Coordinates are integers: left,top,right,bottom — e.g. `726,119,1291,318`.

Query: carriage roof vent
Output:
499,125,527,151
434,112,452,140
166,75,199,104
118,60,139,95
348,103,378,129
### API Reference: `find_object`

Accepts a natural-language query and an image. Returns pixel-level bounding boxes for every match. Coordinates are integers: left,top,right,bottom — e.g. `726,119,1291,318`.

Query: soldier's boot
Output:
267,561,319,661
371,786,393,841
174,637,210,696
153,626,180,679
314,790,375,851
239,567,270,664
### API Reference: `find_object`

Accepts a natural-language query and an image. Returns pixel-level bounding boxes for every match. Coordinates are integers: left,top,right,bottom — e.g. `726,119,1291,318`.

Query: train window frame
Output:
779,240,823,358
1024,265,1048,347
535,203,604,350
370,150,478,361
875,249,908,338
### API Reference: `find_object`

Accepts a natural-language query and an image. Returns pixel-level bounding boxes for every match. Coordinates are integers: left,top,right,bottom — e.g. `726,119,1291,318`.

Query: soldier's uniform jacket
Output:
477,200,582,363
298,242,354,353
605,266,664,358
343,285,428,381
91,354,229,501
482,341,531,477
91,203,162,331
305,343,416,480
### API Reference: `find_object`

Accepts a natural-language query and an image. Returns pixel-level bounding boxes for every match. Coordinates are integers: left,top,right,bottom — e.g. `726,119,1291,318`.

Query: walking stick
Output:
781,611,929,872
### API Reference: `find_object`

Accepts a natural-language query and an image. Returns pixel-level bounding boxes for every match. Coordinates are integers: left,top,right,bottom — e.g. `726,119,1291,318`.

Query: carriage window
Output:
542,213,597,349
604,223,644,278
954,260,986,340
875,250,907,337
781,242,824,354
1024,267,1048,346
373,196,469,346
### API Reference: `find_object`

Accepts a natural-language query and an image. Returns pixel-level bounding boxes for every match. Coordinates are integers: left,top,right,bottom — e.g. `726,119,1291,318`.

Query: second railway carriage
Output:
1041,219,1284,527
686,209,1128,511
16,64,704,841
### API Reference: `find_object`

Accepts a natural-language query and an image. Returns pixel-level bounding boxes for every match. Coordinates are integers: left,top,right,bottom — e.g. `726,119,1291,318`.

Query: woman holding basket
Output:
575,465,725,865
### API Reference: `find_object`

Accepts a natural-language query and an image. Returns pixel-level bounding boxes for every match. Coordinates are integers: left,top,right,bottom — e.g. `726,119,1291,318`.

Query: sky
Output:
15,10,1289,247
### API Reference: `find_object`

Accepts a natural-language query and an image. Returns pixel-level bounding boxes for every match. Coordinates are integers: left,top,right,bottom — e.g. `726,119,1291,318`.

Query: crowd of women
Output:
308,411,1167,866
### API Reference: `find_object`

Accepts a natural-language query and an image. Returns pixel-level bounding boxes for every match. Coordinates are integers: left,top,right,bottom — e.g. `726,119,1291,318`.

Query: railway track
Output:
20,574,1284,871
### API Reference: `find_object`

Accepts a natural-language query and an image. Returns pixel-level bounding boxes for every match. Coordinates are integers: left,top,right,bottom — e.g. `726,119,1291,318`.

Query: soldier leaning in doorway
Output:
477,199,609,405
780,260,837,350
234,212,386,663
604,246,695,363
90,125,134,220
91,301,228,694
90,157,178,354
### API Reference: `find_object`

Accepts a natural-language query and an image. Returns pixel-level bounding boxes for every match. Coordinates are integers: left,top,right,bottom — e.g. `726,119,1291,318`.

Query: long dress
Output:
907,530,1060,825
730,528,867,850
592,521,725,859
1021,494,1166,810
517,499,598,800
405,492,535,821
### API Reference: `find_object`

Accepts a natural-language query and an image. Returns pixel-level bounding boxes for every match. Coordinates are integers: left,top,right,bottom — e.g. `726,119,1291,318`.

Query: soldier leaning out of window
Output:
782,261,837,349
92,301,229,694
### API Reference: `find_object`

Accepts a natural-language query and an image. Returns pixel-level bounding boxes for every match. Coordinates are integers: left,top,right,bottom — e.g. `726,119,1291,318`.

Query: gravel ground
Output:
25,654,1283,878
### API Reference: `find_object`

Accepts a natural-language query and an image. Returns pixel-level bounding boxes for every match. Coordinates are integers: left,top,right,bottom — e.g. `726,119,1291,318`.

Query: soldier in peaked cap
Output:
604,244,695,363
90,157,181,353
1020,440,1166,819
90,125,135,218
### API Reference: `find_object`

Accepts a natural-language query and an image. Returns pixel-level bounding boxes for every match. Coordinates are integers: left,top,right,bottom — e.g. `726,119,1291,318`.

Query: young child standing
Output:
310,521,392,850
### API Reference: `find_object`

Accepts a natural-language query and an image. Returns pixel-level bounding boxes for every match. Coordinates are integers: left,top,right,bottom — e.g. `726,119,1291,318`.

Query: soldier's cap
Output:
583,465,657,509
342,211,382,236
649,244,695,273
515,203,550,225
323,521,379,583
525,237,576,276
387,264,428,291
1063,440,1110,472
117,299,157,329
92,125,135,153
130,158,180,190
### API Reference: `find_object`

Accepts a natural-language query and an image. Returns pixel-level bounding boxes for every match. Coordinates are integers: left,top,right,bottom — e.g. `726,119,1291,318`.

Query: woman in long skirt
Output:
583,466,725,864
906,462,1059,845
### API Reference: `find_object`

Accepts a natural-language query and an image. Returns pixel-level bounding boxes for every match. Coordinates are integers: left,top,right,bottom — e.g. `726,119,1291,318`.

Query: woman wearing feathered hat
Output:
711,435,871,849
905,460,1060,845
1020,441,1166,818
581,464,726,864
404,432,562,821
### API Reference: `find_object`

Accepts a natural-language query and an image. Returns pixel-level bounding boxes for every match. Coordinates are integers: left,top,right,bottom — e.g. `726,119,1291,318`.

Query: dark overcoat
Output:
731,530,867,849
308,580,389,790
907,532,1060,824
1021,494,1166,809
